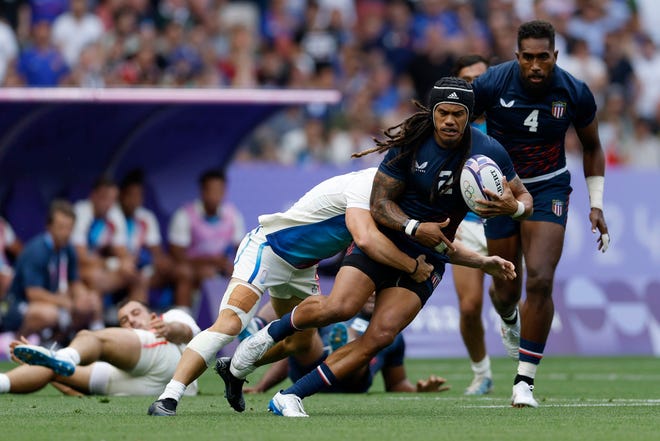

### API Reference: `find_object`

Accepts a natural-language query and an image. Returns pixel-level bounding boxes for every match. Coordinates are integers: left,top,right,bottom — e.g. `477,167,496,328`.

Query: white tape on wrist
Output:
511,200,525,218
586,176,604,210
404,219,420,236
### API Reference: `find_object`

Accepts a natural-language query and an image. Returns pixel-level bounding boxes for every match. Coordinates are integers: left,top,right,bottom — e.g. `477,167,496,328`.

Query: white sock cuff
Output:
471,355,491,375
517,361,538,379
158,379,187,401
56,347,81,365
0,373,10,393
186,330,235,367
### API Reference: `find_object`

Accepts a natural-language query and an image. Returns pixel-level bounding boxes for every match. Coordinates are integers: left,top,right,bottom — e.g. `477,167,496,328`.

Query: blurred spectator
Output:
0,217,22,299
559,37,608,107
17,19,70,86
598,85,634,166
29,0,68,26
566,0,629,58
52,0,104,68
602,29,635,96
0,18,19,84
69,41,106,87
407,24,455,102
0,0,30,42
0,200,103,342
71,176,147,310
619,117,660,168
117,170,185,309
278,116,328,165
631,34,660,121
378,0,415,76
167,169,245,308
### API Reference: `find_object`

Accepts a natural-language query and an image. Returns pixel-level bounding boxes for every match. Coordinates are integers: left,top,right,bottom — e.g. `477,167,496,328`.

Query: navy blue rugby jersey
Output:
378,126,515,243
472,60,596,179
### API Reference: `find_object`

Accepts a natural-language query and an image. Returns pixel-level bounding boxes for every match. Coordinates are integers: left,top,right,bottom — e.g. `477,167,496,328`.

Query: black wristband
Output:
408,258,419,275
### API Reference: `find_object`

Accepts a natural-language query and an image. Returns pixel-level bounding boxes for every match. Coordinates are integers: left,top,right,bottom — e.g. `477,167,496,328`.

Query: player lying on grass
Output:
3,300,200,396
217,294,450,395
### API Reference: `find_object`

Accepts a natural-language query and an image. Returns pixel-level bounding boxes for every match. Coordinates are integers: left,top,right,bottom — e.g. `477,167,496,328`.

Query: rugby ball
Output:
460,154,504,212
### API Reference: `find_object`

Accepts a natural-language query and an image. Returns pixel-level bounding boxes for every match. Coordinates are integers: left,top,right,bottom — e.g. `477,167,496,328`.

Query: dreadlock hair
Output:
352,100,433,161
518,20,555,50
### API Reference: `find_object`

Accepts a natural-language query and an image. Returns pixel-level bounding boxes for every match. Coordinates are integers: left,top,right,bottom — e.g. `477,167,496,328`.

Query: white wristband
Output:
586,176,604,210
404,219,420,236
511,200,525,218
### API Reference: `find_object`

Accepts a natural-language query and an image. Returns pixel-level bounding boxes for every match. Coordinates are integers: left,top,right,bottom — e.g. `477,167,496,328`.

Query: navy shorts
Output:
342,243,444,306
485,171,572,240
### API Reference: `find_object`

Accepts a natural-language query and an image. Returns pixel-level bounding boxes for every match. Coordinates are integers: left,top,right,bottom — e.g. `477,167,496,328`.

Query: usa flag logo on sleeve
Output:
552,199,564,216
551,101,566,118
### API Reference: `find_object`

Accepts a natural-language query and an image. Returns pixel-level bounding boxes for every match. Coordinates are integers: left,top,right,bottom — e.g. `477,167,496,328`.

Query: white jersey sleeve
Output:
344,168,374,210
168,208,191,248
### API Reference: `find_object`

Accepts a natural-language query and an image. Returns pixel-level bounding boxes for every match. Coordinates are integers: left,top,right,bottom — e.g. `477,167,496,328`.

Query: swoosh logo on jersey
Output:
415,161,428,173
499,98,515,107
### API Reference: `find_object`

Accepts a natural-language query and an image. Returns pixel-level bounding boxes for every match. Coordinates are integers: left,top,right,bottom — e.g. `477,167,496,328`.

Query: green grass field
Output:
1,356,658,441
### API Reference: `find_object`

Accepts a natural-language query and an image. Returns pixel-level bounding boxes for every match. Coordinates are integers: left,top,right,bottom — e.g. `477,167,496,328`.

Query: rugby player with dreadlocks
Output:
226,77,533,417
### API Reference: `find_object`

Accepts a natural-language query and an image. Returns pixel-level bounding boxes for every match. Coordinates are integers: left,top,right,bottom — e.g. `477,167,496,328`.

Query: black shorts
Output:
342,244,444,306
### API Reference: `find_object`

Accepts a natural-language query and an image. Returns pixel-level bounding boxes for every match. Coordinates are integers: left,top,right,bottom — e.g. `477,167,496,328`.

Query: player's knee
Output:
365,326,397,352
526,273,554,298
215,281,262,334
321,298,362,324
459,298,482,319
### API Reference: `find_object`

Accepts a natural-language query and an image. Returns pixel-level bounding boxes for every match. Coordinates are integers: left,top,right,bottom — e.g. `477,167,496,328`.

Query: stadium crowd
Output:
0,0,658,169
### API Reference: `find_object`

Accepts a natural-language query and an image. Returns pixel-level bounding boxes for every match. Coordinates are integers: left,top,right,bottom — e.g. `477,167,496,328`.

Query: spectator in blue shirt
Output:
0,200,102,342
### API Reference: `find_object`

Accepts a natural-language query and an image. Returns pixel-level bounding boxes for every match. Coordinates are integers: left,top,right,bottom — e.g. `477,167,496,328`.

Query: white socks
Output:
0,373,10,393
471,355,492,378
517,361,538,379
56,347,81,365
158,380,187,402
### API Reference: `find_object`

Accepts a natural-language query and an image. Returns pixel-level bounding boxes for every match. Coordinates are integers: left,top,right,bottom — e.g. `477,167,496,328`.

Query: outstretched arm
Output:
576,119,610,252
346,207,433,283
447,241,517,280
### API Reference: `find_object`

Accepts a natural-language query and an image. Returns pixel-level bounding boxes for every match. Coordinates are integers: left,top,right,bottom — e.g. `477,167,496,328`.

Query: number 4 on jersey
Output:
524,109,539,132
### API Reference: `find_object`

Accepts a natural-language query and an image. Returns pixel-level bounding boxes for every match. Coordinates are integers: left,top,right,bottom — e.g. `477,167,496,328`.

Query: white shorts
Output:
455,218,487,256
88,329,198,396
232,227,321,300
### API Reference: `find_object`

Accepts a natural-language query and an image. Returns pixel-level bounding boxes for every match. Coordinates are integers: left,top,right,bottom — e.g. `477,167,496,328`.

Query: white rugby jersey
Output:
160,308,201,353
259,168,376,268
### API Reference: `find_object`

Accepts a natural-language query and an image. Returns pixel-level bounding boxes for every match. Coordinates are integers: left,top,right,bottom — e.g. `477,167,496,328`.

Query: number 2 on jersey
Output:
523,109,539,132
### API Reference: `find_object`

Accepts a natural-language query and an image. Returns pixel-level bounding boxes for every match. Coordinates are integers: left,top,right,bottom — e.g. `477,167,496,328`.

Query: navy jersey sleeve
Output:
573,82,597,129
378,147,411,182
471,66,498,117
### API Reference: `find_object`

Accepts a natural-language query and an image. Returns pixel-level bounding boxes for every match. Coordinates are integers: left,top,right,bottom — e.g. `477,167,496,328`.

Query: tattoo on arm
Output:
370,171,410,231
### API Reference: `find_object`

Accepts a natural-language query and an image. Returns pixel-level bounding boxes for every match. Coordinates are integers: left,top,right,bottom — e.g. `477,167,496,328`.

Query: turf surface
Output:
1,356,658,441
